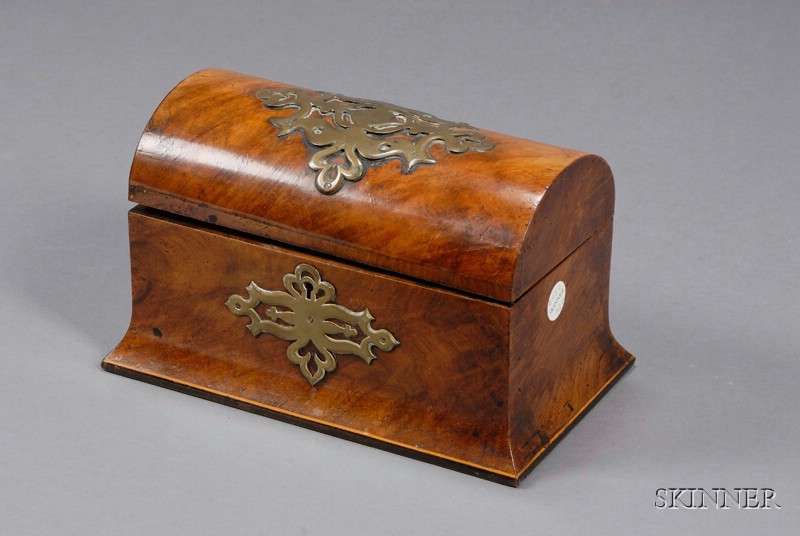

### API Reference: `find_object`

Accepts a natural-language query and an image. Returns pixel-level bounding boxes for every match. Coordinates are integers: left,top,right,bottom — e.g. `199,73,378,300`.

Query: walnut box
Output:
103,68,634,486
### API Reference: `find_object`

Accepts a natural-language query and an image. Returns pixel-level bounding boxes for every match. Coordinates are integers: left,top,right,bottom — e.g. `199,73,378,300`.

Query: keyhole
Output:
303,282,313,299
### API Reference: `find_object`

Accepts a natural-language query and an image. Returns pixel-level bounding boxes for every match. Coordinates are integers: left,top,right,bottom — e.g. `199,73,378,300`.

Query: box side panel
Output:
509,220,634,476
104,208,515,478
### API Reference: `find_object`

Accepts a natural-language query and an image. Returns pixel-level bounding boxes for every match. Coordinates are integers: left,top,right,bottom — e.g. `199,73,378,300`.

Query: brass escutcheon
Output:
226,264,399,386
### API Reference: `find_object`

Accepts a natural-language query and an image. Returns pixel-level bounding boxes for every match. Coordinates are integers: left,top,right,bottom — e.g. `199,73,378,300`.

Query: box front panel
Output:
105,208,515,478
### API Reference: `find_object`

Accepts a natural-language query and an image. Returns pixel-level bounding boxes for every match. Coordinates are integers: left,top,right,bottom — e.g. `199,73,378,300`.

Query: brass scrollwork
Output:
226,264,399,386
256,87,495,194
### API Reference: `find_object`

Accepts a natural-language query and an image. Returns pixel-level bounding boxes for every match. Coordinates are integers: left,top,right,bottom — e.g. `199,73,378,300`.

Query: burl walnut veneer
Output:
103,69,634,486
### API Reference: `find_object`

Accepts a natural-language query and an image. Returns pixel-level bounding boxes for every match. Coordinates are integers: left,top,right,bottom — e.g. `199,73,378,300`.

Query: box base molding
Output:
102,353,634,487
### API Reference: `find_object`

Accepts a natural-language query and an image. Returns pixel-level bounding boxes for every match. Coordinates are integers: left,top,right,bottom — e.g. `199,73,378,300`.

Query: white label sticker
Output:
547,281,566,321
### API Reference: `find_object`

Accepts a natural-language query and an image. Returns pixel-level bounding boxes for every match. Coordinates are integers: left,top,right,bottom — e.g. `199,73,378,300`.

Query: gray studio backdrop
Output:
1,1,797,534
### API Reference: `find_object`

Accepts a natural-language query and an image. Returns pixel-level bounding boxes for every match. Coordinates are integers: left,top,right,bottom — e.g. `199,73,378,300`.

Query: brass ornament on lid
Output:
256,87,495,194
226,263,400,386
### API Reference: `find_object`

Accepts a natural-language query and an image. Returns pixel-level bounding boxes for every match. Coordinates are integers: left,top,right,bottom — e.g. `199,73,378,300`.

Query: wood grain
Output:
103,208,633,485
510,220,634,478
107,69,634,485
108,208,515,476
129,68,612,302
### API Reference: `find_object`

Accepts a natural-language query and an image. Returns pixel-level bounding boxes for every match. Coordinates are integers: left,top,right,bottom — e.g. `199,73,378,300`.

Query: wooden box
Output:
103,69,634,486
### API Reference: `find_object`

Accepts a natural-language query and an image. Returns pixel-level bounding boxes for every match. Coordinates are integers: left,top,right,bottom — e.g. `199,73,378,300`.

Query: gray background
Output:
1,0,797,534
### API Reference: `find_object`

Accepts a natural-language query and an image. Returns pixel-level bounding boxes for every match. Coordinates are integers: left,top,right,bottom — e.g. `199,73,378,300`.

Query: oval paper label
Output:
547,281,566,321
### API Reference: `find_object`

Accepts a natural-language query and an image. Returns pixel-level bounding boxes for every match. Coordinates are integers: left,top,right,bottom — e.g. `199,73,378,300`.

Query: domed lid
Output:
129,69,615,302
